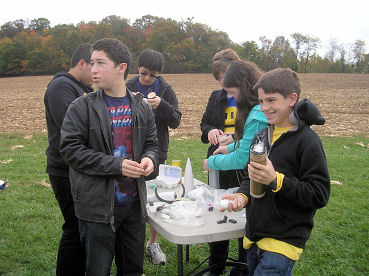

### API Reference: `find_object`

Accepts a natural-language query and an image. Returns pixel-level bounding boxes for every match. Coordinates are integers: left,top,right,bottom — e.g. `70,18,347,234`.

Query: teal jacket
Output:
207,105,267,170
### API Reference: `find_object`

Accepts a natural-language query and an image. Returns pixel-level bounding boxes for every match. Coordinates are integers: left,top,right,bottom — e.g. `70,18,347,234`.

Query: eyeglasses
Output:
139,71,158,78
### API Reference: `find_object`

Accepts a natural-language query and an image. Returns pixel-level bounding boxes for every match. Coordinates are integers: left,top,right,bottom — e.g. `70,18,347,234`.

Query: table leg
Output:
186,245,189,263
178,244,183,276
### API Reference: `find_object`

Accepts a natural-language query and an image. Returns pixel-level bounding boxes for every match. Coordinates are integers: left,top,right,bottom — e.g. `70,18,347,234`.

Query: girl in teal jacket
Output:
207,104,267,170
204,60,267,173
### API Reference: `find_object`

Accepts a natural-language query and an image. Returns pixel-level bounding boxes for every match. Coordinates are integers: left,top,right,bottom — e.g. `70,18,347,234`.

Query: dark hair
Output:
92,38,131,80
138,49,164,72
223,60,264,142
70,44,92,68
254,68,300,99
211,49,240,80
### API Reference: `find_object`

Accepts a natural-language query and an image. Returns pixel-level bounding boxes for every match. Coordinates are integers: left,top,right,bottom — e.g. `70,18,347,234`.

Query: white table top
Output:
147,208,246,245
146,179,246,245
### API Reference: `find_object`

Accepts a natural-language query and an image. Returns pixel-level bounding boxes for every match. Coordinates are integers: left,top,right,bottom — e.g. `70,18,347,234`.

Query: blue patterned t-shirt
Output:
136,78,160,98
103,92,137,204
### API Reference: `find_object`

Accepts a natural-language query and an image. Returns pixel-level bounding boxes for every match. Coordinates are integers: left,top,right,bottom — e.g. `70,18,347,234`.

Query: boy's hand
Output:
147,96,161,110
140,157,154,176
203,159,209,171
121,159,145,178
213,145,229,155
221,194,246,212
248,157,276,185
208,129,223,145
218,133,234,146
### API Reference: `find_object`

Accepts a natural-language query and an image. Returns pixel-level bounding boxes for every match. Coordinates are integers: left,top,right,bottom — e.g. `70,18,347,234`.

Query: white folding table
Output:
146,179,246,275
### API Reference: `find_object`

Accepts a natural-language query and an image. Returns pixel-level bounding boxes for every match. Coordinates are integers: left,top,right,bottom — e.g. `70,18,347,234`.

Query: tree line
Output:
0,15,368,76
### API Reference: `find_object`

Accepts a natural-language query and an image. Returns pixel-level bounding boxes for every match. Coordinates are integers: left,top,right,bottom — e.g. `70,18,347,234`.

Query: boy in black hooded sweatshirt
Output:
223,68,330,275
44,44,93,275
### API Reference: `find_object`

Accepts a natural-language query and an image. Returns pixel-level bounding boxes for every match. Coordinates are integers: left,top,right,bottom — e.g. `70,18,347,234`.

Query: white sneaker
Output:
146,243,167,265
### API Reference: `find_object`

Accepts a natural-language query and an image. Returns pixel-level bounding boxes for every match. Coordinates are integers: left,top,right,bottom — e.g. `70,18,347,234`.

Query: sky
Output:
2,0,369,55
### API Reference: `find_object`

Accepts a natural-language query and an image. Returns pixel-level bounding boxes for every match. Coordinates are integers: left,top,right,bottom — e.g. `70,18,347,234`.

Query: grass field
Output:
0,133,368,275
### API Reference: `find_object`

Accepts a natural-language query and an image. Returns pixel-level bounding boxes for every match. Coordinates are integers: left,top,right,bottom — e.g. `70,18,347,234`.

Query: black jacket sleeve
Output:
200,91,218,144
156,85,182,129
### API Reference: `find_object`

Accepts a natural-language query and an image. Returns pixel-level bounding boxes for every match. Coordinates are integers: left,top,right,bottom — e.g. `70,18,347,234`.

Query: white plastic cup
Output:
209,169,219,189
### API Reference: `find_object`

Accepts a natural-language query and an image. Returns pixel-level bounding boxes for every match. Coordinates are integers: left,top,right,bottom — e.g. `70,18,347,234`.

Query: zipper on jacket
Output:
111,216,116,232
86,95,116,229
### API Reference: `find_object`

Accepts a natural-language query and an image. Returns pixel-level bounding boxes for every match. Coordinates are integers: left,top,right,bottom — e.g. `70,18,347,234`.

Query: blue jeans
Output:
49,175,85,275
79,200,145,276
247,244,295,276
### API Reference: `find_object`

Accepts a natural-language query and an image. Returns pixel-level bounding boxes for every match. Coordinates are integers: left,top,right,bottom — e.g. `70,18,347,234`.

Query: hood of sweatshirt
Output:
47,71,94,92
290,98,325,128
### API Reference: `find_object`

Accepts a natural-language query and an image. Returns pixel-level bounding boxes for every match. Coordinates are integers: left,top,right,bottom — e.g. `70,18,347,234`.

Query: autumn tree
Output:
47,24,83,57
101,15,130,37
0,19,26,38
29,18,50,34
165,38,197,73
0,38,16,74
143,18,185,53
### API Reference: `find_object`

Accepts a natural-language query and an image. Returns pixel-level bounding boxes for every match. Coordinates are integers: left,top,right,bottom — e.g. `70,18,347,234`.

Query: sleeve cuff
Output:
273,172,284,192
236,193,248,206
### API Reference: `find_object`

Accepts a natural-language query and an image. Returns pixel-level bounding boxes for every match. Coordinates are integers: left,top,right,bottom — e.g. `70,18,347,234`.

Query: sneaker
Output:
146,243,167,265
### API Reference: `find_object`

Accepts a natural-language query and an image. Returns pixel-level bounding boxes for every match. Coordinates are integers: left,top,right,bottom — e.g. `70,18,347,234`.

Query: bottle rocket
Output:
183,158,194,195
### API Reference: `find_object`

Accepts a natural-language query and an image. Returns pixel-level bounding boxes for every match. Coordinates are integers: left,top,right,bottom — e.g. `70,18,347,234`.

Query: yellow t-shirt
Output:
224,105,237,133
272,126,293,143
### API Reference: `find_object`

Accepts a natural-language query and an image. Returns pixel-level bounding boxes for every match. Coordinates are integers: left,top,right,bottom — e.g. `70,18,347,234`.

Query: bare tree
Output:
338,44,347,73
351,39,366,73
326,39,339,72
259,36,272,71
291,32,306,71
302,35,320,73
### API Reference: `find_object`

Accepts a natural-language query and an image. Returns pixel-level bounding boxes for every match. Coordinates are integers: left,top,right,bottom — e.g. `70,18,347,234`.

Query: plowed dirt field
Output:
0,73,368,137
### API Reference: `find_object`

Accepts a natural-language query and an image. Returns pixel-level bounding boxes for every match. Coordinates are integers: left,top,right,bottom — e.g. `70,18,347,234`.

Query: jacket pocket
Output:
72,172,87,202
249,193,285,235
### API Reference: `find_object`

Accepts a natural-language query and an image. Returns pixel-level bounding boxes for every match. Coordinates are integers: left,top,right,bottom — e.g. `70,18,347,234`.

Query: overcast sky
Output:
2,0,369,55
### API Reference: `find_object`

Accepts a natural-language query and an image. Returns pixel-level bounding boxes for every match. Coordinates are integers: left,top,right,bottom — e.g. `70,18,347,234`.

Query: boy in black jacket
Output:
126,48,181,265
60,38,158,275
44,43,93,275
223,68,330,275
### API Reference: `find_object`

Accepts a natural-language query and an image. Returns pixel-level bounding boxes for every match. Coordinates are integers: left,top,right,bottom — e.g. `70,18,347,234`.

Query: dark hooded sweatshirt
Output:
238,99,330,257
44,72,93,177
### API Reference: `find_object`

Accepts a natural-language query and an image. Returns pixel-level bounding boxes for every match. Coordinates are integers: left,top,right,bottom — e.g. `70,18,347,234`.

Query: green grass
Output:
0,134,368,275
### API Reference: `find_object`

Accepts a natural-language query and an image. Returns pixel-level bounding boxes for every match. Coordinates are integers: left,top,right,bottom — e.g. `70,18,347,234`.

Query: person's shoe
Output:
146,243,167,265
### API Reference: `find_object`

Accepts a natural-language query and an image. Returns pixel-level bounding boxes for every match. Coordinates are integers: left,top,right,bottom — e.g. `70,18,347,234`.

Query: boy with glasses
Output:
126,48,182,265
